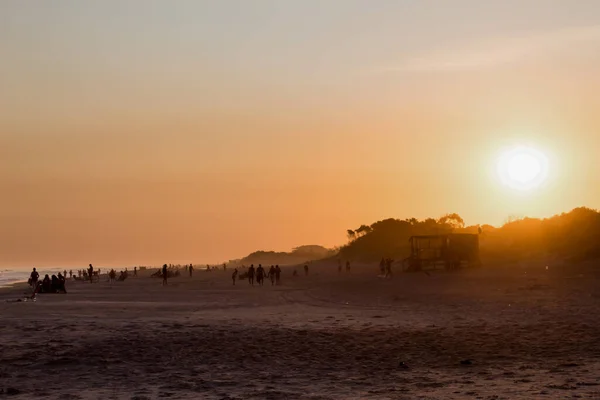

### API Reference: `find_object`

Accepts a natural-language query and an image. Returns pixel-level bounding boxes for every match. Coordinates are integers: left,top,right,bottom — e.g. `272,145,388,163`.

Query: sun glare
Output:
497,146,549,191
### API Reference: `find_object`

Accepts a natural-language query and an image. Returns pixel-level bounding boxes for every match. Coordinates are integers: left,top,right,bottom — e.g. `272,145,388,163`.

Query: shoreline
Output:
0,280,30,295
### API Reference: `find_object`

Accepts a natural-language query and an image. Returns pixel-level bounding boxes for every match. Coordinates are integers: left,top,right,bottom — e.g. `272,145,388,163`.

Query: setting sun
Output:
497,146,549,191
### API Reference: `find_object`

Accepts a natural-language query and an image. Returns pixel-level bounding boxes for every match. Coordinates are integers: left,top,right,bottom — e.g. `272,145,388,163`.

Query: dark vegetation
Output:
234,208,600,267
238,245,335,266
339,207,600,264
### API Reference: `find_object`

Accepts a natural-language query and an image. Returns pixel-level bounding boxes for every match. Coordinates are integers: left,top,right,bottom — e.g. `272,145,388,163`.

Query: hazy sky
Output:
2,1,600,267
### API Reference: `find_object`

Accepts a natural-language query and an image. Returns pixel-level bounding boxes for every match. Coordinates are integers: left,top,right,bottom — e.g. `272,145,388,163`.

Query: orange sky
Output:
1,1,600,267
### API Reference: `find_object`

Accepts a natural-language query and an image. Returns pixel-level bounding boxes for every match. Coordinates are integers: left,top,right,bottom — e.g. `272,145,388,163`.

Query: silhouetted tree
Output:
355,224,373,237
438,213,465,230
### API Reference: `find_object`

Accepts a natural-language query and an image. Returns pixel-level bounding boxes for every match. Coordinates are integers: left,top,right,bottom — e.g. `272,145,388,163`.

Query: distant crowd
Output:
26,257,391,297
28,268,67,294
234,264,282,286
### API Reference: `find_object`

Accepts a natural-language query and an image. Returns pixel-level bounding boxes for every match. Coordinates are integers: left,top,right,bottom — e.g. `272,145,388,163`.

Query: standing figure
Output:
304,264,309,276
256,264,265,286
30,268,39,287
189,264,194,277
162,264,168,286
232,268,238,285
269,265,276,286
88,264,94,283
248,265,255,286
385,258,394,279
275,265,281,285
346,260,351,273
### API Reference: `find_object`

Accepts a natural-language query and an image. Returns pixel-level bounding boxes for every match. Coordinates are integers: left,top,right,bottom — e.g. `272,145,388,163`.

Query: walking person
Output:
269,265,276,286
248,265,255,286
88,264,94,283
275,265,281,285
256,264,265,286
385,258,394,279
30,268,39,288
162,264,168,286
232,268,238,285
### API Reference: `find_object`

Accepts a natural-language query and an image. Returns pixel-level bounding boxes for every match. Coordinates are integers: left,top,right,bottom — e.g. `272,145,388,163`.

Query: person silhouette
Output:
162,264,168,286
275,265,281,285
248,265,255,286
256,265,265,286
30,268,39,287
385,258,394,278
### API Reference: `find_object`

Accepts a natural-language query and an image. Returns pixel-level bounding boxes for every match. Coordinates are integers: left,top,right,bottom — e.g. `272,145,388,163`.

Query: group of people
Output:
379,257,394,278
337,260,351,273
29,268,67,294
108,268,131,282
73,264,99,283
182,264,194,277
201,263,227,272
239,264,282,286
28,258,394,295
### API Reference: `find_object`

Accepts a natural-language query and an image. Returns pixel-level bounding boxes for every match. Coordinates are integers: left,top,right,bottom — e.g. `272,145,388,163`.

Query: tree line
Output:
339,208,600,264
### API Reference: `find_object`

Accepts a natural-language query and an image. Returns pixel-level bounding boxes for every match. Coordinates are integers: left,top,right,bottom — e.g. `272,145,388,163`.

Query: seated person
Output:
51,275,59,292
56,273,67,293
42,275,52,293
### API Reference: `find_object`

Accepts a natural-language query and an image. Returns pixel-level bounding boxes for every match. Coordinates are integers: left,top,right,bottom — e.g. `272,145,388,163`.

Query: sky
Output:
1,0,600,267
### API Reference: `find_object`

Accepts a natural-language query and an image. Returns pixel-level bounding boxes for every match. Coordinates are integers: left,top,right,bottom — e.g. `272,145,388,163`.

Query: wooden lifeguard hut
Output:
403,233,481,271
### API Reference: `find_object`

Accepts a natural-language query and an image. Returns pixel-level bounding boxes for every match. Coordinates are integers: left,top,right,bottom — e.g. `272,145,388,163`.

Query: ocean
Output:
0,269,28,287
0,268,72,288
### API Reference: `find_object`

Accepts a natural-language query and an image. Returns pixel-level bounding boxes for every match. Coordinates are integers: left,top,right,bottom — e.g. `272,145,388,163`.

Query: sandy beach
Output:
1,262,600,399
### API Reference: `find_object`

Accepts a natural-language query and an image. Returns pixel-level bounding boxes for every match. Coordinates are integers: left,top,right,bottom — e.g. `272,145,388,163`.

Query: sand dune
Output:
1,262,600,399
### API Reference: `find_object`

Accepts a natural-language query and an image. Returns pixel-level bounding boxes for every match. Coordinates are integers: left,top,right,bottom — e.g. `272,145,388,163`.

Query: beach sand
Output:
1,262,600,399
